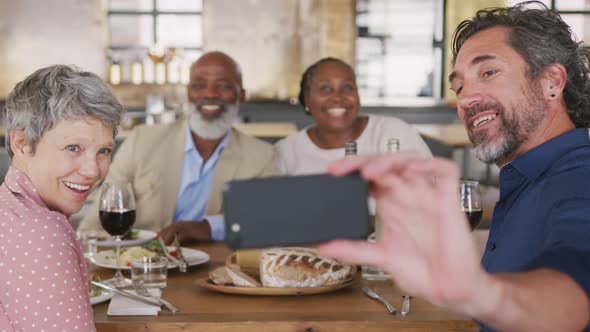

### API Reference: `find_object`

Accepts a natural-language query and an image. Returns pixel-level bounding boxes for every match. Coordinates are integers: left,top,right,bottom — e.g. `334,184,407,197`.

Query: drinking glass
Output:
460,180,482,230
76,230,98,260
99,182,136,287
131,256,168,289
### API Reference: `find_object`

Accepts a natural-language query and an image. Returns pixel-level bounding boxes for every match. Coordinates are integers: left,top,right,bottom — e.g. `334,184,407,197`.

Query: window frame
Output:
355,0,447,106
107,0,203,52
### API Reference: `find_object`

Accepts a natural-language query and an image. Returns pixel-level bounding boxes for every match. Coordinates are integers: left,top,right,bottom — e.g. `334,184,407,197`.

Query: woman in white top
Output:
275,57,431,176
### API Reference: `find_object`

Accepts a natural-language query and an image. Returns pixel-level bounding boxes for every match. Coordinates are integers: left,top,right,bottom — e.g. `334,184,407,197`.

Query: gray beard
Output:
470,81,547,165
189,104,240,139
472,120,521,164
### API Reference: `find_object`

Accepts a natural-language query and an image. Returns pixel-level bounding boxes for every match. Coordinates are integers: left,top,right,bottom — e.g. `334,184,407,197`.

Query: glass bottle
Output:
375,138,400,241
109,61,121,85
344,141,357,156
387,138,400,153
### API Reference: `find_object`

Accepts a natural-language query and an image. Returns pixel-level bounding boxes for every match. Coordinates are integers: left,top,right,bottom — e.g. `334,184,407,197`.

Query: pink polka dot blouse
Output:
0,167,95,331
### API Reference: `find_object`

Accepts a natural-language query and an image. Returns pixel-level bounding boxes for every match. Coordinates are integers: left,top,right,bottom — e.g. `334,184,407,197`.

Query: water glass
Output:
76,230,98,259
131,256,168,289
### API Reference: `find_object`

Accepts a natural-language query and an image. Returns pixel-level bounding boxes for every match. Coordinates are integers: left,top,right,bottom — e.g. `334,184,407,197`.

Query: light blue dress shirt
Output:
173,127,230,241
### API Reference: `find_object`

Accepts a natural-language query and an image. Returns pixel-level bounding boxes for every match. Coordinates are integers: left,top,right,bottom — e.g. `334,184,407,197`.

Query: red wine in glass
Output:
463,208,483,230
99,209,136,237
99,182,136,288
460,180,482,231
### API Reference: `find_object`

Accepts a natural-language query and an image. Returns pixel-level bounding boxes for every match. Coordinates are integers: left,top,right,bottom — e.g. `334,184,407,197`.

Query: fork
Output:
173,233,188,272
361,286,397,315
133,281,179,313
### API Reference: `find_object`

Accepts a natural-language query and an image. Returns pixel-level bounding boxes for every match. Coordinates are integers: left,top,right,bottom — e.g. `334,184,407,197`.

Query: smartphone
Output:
223,172,370,250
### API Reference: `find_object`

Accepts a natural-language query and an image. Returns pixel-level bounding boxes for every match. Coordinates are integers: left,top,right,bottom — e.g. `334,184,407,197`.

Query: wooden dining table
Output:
90,231,489,332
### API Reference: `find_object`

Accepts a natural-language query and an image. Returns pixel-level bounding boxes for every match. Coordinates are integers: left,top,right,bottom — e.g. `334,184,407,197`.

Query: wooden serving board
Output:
196,275,359,296
198,252,359,296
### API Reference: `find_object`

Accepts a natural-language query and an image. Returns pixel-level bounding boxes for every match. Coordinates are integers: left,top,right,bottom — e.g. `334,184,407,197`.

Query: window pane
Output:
156,15,202,47
109,0,153,11
176,50,202,84
356,0,440,104
110,15,154,47
156,0,202,12
561,14,590,46
556,0,590,11
384,47,434,98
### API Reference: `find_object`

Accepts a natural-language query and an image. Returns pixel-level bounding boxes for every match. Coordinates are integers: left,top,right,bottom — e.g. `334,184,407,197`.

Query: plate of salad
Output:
90,241,210,270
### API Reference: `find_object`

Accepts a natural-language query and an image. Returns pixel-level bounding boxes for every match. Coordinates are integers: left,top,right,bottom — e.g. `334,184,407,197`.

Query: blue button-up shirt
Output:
173,127,230,241
480,128,590,332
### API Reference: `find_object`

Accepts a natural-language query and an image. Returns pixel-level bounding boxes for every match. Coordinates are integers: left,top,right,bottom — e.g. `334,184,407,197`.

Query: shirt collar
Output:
509,128,590,181
4,166,48,210
183,126,231,156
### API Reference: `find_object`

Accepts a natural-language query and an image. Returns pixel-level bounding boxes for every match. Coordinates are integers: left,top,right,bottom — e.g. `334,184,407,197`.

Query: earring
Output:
304,106,311,114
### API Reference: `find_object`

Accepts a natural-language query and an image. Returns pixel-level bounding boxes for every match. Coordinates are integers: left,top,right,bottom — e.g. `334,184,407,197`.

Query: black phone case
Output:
223,173,370,250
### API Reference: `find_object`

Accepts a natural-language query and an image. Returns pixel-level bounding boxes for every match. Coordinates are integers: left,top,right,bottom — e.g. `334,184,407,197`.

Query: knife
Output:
173,233,188,272
157,236,182,267
91,281,160,307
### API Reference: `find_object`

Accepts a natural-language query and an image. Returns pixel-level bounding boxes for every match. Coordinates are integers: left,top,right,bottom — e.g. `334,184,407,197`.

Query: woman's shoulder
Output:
275,128,311,151
0,177,58,225
362,114,416,139
366,114,412,130
0,203,75,251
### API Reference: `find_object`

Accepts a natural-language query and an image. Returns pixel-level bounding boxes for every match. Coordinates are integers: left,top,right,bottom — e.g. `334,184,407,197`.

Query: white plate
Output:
90,290,114,305
90,247,210,270
95,229,157,247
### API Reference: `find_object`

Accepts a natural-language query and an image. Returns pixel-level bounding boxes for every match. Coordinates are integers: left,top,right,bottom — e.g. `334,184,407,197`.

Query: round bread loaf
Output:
260,247,355,287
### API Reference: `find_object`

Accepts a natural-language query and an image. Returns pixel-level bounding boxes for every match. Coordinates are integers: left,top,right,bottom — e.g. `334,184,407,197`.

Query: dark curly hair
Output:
298,57,356,113
451,1,590,127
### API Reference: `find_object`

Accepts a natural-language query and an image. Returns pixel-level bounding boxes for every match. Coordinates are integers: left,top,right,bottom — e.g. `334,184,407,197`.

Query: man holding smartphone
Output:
320,2,590,331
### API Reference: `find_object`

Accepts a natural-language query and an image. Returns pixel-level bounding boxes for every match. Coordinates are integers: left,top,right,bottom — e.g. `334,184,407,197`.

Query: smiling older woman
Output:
275,57,431,175
0,65,122,331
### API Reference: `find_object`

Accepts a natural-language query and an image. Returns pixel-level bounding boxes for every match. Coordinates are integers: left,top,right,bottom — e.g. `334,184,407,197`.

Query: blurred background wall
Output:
0,0,106,97
203,0,355,100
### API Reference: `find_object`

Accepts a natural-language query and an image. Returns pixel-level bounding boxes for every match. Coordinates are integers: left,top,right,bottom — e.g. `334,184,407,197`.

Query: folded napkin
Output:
107,288,162,316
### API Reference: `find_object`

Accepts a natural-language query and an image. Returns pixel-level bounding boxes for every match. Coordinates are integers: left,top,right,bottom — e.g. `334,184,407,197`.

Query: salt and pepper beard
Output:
468,79,547,165
189,99,240,140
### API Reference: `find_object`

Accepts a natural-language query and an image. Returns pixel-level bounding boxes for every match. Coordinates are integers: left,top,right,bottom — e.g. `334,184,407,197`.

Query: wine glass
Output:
460,180,482,231
99,182,136,287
